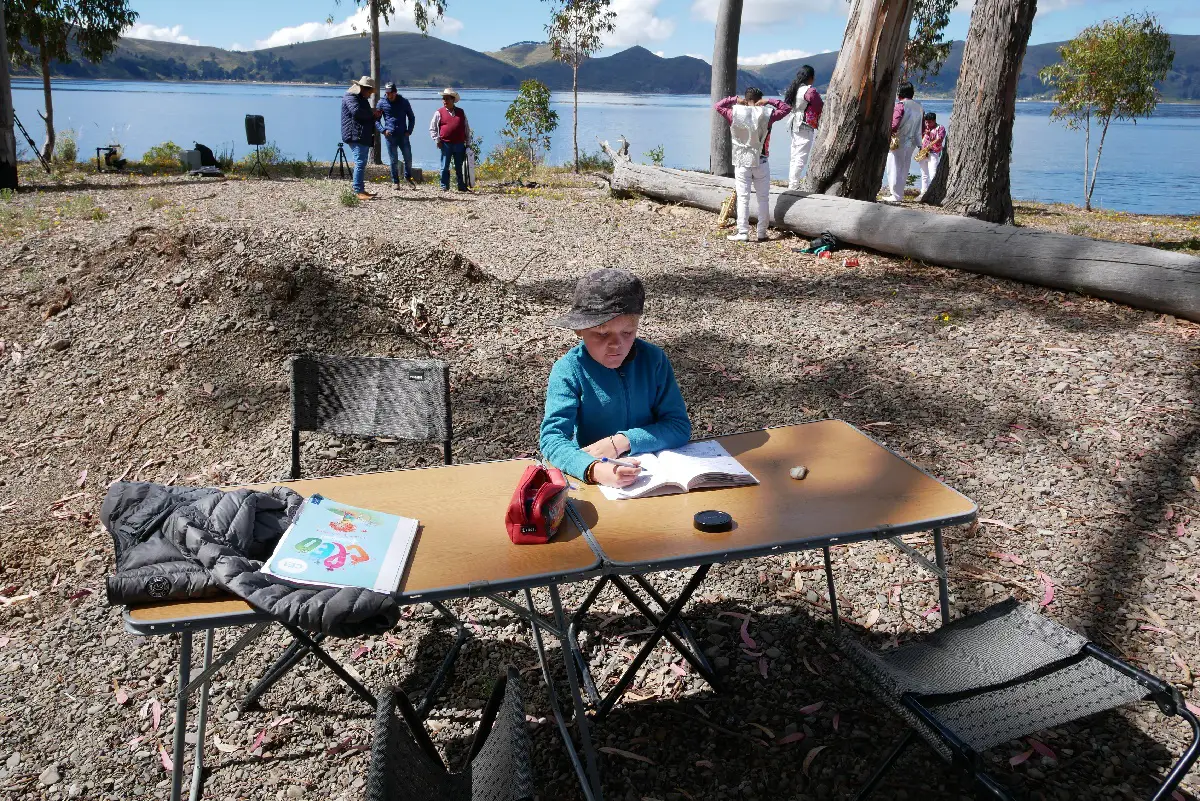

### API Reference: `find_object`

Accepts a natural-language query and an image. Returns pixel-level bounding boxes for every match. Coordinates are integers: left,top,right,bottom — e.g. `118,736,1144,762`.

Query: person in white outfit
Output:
883,81,923,203
916,111,947,196
783,65,824,190
714,88,791,242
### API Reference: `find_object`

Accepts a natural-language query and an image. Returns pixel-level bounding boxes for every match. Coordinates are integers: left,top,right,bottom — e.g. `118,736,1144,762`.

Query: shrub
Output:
237,142,285,171
141,141,184,170
644,145,665,167
479,142,533,185
339,187,360,207
54,129,79,164
216,144,235,172
575,148,612,173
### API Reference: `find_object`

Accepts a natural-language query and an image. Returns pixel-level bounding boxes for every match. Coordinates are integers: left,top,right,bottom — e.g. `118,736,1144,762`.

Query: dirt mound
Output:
0,223,555,567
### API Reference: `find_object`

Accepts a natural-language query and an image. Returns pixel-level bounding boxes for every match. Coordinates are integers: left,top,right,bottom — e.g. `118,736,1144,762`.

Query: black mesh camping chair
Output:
365,666,535,801
240,355,465,716
290,354,453,479
841,598,1200,800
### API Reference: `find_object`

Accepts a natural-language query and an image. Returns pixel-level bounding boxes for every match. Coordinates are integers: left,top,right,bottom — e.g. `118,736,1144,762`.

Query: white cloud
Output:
604,0,675,48
692,0,837,28
124,23,201,46
253,7,463,50
738,48,813,66
654,50,666,57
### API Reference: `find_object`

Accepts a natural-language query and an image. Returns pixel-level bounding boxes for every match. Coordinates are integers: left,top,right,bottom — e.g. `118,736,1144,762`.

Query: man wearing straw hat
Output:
428,88,471,192
341,75,383,200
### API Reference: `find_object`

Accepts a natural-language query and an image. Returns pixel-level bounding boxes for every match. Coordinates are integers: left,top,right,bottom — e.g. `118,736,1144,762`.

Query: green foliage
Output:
574,148,612,173
467,131,483,163
54,128,78,163
141,141,184,170
5,1,138,69
339,187,360,207
545,0,615,69
905,0,954,85
237,142,285,170
644,145,665,167
545,0,615,172
480,142,533,184
498,79,559,181
0,189,14,203
1040,13,1174,209
215,144,235,172
335,1,447,34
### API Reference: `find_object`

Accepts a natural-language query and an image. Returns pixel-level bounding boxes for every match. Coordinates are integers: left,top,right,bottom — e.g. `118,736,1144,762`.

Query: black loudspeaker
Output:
245,114,266,146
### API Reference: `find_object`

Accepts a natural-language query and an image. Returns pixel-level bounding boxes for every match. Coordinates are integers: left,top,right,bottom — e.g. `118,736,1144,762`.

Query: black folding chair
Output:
365,666,535,801
841,598,1200,800
241,355,466,717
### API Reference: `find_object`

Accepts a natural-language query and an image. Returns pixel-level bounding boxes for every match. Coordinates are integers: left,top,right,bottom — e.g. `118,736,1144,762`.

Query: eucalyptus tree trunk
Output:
0,2,17,189
370,0,382,165
939,0,1037,223
39,35,55,163
708,0,742,177
804,0,914,199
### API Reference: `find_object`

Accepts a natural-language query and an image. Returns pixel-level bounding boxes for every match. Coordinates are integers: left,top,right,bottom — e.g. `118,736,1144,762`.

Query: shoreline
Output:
9,76,1200,104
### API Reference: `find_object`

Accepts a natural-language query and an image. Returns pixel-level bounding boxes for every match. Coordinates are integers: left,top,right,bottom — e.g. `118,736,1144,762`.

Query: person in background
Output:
429,88,471,192
917,111,947,197
340,75,382,201
540,268,691,488
884,81,924,203
714,87,791,242
378,81,416,190
783,65,823,190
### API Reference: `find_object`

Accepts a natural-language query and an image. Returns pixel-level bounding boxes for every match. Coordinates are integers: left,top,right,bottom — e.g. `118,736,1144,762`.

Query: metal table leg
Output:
629,574,713,673
240,635,319,711
524,588,603,801
610,576,720,690
823,546,841,638
594,564,711,722
169,631,192,801
934,528,951,626
189,629,214,801
414,601,472,719
281,625,376,708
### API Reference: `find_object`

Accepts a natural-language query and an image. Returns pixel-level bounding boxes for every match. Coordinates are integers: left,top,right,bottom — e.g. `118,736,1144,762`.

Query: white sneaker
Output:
727,232,749,242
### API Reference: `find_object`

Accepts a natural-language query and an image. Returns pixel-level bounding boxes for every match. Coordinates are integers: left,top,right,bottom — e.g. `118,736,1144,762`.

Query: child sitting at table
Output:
539,268,692,488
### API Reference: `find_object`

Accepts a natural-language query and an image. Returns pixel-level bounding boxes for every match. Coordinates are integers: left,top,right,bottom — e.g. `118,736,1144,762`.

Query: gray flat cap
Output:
551,268,645,329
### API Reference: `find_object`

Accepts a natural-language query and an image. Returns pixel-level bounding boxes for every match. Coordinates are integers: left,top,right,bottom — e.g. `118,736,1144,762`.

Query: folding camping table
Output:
554,420,979,800
123,458,605,801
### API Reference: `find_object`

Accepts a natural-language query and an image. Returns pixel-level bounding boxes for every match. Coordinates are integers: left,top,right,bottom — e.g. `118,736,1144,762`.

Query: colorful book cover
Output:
261,494,418,593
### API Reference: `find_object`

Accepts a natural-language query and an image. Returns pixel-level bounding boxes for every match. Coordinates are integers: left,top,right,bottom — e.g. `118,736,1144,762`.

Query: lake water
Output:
12,78,1200,216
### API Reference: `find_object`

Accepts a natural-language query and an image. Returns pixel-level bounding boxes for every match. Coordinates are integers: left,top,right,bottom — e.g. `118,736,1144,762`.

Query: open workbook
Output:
599,440,758,500
262,494,418,592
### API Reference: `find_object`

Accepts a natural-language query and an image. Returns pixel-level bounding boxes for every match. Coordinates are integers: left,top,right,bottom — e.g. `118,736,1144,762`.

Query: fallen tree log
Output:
602,142,1200,322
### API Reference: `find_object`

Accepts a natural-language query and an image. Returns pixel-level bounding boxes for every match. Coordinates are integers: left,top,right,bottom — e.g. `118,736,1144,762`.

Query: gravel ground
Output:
1,169,1198,801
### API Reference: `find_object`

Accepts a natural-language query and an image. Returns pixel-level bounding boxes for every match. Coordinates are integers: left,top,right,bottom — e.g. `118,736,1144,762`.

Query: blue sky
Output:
126,0,1200,65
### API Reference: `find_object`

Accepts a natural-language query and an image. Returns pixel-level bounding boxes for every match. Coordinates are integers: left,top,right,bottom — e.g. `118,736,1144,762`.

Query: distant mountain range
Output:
13,31,1200,100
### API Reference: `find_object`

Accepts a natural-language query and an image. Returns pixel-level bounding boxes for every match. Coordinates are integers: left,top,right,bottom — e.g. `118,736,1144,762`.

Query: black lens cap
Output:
694,510,733,533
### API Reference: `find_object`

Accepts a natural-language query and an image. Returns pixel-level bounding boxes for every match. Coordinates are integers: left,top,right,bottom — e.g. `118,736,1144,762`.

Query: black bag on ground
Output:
194,142,218,167
808,231,842,252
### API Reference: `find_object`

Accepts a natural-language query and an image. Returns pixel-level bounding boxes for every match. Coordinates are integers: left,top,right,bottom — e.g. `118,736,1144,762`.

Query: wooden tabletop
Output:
571,420,976,568
267,458,601,599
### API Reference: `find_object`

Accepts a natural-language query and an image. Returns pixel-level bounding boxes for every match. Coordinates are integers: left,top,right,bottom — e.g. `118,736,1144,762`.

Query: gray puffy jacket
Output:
103,482,401,637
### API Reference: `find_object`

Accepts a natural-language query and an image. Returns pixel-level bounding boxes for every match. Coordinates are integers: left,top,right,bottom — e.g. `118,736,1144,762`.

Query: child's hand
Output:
582,434,631,460
593,460,642,488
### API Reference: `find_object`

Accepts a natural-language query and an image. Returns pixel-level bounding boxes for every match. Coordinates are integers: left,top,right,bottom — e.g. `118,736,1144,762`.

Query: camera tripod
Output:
328,142,351,178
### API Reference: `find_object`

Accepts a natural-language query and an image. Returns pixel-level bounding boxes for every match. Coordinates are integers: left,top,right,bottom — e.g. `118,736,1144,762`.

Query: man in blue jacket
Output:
340,75,382,200
377,82,416,190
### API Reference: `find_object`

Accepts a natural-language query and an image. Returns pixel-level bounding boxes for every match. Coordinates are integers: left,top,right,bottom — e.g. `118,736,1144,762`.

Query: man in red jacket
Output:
428,88,472,191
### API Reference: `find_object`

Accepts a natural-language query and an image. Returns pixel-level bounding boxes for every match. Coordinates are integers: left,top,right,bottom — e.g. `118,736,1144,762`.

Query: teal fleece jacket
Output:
540,339,691,480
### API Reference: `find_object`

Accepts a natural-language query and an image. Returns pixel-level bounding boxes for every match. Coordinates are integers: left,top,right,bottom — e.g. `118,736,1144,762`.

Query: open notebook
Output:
262,494,418,593
599,440,758,500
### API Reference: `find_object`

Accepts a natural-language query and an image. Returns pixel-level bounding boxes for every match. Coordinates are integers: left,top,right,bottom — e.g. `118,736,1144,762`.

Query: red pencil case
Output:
506,464,569,545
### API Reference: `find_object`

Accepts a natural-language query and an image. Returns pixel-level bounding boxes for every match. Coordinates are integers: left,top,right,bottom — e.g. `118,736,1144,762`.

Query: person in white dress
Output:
783,65,824,190
713,88,792,242
883,81,923,203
